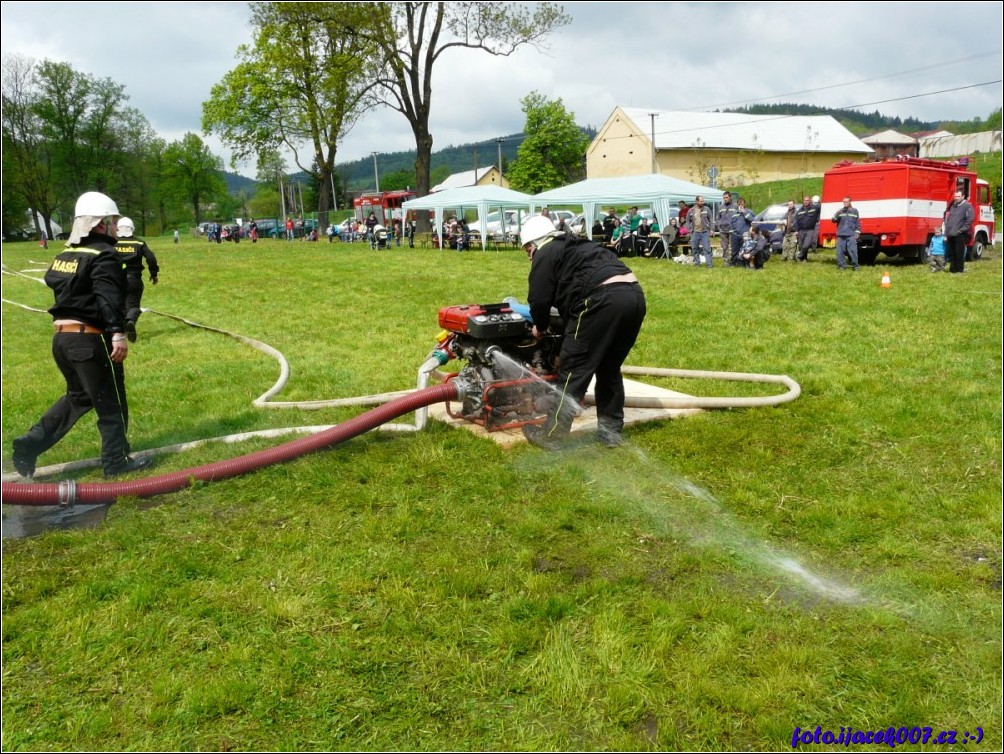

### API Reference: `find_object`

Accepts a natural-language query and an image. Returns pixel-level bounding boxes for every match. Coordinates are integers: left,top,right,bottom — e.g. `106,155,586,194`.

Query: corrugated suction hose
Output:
2,382,459,507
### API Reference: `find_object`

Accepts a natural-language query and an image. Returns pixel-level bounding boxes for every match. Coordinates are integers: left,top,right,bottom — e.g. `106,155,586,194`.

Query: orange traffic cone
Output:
880,270,892,288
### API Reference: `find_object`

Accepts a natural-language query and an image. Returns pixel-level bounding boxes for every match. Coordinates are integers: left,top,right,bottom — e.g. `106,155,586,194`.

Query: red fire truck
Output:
353,190,417,226
818,156,996,265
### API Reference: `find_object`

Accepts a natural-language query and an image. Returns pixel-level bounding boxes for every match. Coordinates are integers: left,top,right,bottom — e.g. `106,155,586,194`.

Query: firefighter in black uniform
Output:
115,216,159,342
519,215,647,450
11,192,151,479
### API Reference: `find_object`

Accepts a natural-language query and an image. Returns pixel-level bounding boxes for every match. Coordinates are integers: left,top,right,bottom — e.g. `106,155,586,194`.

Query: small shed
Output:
862,129,919,159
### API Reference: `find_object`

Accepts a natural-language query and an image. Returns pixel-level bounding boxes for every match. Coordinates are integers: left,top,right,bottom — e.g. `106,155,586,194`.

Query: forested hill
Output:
335,127,598,188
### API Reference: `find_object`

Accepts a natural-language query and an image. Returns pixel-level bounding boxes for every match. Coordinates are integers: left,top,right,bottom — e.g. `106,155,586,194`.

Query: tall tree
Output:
2,53,57,238
32,60,129,203
162,133,227,224
203,1,377,225
507,92,588,195
355,1,570,203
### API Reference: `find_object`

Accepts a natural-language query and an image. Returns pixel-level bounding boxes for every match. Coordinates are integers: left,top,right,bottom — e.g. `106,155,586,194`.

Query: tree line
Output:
2,55,232,240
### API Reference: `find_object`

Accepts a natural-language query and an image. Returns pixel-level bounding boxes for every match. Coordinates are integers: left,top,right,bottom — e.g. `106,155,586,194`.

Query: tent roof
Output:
531,174,726,241
532,173,724,206
402,185,534,250
402,184,532,211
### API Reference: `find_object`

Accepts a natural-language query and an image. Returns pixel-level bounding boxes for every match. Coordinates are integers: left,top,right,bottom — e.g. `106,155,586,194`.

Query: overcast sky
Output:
2,1,1001,178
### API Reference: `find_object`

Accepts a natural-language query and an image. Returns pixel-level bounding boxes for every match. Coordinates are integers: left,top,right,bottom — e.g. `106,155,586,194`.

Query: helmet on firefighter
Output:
74,191,120,219
118,217,135,237
520,215,558,248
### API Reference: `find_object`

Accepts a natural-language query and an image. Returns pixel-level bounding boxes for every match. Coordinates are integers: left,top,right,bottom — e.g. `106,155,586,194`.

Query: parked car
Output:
469,209,529,239
548,209,575,229
753,203,790,235
567,210,610,237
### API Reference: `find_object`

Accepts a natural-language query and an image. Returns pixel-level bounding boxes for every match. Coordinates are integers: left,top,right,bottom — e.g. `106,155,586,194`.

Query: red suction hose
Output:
2,382,459,507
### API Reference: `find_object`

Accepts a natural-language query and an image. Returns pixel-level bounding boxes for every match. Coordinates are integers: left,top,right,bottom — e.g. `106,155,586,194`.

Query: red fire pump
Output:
431,302,563,431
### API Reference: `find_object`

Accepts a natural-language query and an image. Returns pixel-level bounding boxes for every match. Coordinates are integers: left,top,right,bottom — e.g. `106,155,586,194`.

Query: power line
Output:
611,80,1004,143
697,50,1002,111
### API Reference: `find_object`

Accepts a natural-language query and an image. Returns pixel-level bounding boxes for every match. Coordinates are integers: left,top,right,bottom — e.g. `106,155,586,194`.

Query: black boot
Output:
12,436,38,479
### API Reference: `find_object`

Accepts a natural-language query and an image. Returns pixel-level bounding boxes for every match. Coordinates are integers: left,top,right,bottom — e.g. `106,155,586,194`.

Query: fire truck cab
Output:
818,156,995,265
353,190,417,226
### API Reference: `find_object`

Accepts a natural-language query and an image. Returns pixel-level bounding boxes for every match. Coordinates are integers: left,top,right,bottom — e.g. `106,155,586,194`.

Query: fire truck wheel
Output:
858,249,878,266
967,236,985,262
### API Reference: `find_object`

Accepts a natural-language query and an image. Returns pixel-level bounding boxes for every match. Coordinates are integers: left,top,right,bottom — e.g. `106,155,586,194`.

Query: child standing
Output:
928,226,947,272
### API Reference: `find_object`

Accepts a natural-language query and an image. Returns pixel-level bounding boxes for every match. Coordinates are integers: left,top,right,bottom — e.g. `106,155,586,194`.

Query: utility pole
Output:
372,151,380,192
496,138,504,177
473,143,479,183
279,172,286,221
649,112,658,174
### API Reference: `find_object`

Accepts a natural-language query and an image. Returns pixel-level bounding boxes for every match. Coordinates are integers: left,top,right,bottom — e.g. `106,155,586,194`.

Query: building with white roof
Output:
430,165,508,193
588,108,873,186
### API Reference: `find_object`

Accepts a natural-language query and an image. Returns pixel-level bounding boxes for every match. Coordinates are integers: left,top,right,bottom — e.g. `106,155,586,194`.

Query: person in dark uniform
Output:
519,215,647,450
11,191,152,479
115,217,159,342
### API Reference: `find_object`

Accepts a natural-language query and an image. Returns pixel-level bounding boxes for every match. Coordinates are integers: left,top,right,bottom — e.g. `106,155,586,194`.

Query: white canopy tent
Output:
401,185,533,250
532,174,725,239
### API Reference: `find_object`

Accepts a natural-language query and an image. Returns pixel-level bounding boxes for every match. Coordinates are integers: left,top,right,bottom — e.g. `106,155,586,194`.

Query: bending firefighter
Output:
115,217,159,341
520,215,647,450
11,192,151,479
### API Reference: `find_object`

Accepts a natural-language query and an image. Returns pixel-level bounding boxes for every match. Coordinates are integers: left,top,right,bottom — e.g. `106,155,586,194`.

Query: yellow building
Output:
588,108,873,187
431,165,509,192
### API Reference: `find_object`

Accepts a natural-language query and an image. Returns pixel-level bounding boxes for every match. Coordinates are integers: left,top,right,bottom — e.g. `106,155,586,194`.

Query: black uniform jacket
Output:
527,233,632,329
45,232,127,333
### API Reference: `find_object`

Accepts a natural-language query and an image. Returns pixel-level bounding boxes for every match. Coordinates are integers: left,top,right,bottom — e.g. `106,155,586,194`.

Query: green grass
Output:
2,234,1001,750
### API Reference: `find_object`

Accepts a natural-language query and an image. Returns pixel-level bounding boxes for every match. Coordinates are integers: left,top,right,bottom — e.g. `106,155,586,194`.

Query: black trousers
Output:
19,332,130,470
539,282,647,440
125,274,144,324
947,234,967,273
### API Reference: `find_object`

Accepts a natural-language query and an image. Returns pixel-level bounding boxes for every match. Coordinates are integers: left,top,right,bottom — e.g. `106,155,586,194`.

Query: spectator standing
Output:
794,196,821,262
115,217,160,342
781,200,798,261
677,200,690,227
11,191,150,479
928,226,947,272
716,191,738,263
832,196,861,271
40,229,48,249
173,229,180,244
685,195,715,268
365,211,378,245
944,190,974,274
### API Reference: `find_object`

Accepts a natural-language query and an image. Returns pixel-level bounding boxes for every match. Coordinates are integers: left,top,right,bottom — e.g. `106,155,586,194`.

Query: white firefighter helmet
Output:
74,191,120,219
519,215,558,247
118,217,135,237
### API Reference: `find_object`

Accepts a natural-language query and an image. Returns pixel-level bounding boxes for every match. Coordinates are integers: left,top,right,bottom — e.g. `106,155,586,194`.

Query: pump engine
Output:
432,302,563,431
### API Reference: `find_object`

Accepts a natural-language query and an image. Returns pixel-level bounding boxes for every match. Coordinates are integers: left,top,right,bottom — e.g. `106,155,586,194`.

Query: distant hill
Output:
336,127,597,190
222,171,259,194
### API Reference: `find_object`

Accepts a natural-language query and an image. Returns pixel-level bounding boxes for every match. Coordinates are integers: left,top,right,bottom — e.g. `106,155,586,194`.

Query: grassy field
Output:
2,234,1001,751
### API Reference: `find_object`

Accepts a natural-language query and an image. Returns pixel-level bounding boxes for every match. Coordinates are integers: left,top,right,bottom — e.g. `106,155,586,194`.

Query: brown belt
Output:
55,323,104,334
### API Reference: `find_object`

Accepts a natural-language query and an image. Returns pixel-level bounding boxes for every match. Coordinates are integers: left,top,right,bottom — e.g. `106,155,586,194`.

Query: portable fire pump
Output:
430,301,563,431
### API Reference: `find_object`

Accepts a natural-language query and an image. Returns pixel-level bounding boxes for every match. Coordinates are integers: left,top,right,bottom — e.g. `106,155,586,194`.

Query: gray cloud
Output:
3,1,1000,175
